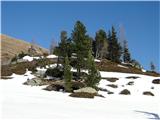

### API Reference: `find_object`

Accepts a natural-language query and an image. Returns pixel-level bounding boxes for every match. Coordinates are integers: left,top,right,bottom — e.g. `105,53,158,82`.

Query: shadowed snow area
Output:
0,71,160,120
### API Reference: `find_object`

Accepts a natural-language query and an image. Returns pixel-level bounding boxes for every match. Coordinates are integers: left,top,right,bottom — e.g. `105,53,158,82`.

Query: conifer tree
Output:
55,31,68,68
95,29,108,59
85,50,101,88
107,26,122,63
64,56,72,92
123,40,131,63
71,21,91,78
150,61,156,72
59,31,68,58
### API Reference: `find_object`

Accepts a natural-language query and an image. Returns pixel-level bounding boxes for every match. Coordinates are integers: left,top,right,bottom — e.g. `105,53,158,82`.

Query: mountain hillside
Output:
0,34,49,65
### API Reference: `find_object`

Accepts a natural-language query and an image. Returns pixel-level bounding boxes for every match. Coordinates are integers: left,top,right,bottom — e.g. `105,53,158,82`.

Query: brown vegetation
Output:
96,59,160,77
1,34,49,65
1,58,56,76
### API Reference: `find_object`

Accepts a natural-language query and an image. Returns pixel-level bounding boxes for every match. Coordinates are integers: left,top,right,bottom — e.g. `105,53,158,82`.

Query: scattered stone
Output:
151,86,154,89
107,84,118,88
69,92,95,98
127,81,134,85
103,77,119,82
143,91,154,96
96,94,105,98
119,89,131,95
152,79,160,84
43,82,65,91
98,87,110,92
98,87,114,94
126,76,140,79
108,91,114,94
1,76,13,80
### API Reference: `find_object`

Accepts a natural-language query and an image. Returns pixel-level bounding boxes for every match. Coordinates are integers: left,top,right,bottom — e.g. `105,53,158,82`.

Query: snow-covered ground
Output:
0,71,160,120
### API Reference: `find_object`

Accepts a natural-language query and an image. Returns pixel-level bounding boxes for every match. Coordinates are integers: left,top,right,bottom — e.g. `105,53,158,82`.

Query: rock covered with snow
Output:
46,54,58,59
22,56,33,62
74,87,98,94
22,55,40,62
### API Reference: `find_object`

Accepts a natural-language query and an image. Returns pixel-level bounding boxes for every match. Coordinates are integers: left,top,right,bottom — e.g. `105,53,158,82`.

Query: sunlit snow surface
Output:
0,71,160,120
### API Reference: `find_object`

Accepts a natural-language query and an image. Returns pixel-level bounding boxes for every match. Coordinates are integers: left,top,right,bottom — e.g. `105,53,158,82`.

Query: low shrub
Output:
11,55,18,62
18,52,28,59
69,92,95,98
119,89,131,95
143,91,154,96
45,67,63,78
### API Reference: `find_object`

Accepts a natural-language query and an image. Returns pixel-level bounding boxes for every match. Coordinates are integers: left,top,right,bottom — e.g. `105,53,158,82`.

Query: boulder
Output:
74,87,98,95
152,79,160,84
126,76,140,79
119,89,131,95
143,91,154,96
69,92,95,98
127,81,134,85
23,77,43,86
43,82,65,91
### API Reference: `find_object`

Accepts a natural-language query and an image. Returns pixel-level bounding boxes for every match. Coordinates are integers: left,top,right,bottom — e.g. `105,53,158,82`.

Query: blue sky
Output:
1,1,159,71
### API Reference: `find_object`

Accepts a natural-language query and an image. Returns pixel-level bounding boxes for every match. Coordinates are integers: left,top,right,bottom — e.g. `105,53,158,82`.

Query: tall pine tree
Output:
95,29,108,59
123,40,131,63
150,61,156,72
71,21,91,79
107,26,122,63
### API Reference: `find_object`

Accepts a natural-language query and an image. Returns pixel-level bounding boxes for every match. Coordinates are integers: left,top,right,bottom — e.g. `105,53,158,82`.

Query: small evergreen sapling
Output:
85,50,101,88
150,62,156,72
64,56,72,92
123,40,131,63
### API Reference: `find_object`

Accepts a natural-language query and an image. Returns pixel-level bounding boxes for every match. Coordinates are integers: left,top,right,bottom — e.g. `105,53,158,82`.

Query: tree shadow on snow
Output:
134,110,160,120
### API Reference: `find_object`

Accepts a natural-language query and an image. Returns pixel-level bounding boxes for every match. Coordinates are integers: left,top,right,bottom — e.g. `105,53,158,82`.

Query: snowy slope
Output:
0,71,160,120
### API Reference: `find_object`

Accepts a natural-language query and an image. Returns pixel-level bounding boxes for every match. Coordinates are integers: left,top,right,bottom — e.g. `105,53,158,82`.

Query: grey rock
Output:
74,87,98,94
24,77,43,86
